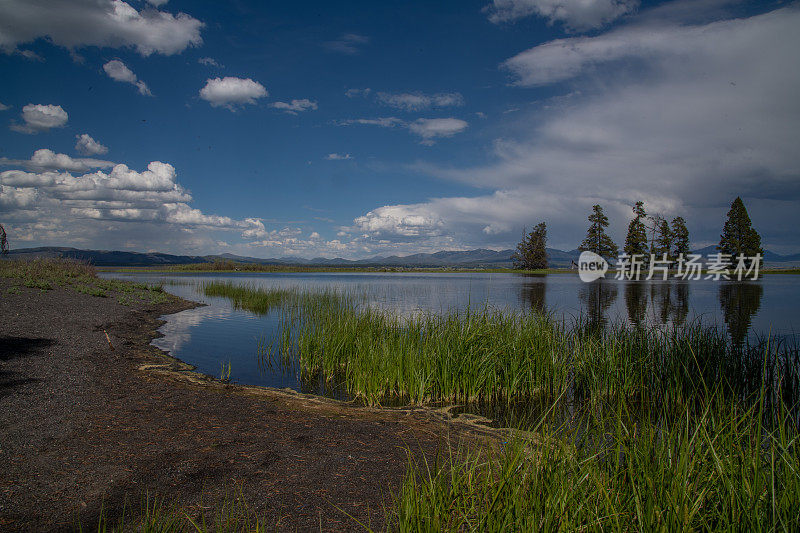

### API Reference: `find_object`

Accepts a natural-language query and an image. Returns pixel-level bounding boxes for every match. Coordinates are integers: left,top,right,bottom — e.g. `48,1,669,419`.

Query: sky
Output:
1,0,798,258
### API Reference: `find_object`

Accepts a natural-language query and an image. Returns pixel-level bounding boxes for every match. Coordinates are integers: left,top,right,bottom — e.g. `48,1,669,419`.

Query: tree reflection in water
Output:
578,280,618,332
719,282,764,346
518,274,547,314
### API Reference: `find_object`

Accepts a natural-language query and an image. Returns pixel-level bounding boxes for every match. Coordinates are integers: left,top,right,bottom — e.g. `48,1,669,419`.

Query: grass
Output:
200,281,800,530
201,281,799,415
0,258,171,305
391,391,800,531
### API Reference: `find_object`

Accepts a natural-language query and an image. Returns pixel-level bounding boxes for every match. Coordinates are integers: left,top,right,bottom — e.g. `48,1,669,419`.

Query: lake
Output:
101,271,800,398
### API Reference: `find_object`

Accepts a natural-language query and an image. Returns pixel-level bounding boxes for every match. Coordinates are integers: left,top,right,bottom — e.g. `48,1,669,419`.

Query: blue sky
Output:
1,0,798,258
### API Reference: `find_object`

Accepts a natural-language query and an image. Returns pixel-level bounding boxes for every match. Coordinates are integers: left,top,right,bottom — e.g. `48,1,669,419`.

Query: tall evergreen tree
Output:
512,227,533,269
670,216,690,258
718,197,763,266
530,222,548,269
579,205,618,259
512,222,548,269
653,218,673,259
623,201,648,258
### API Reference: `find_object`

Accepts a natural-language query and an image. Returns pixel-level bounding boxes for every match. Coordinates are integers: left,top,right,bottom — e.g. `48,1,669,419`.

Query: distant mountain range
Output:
5,246,800,268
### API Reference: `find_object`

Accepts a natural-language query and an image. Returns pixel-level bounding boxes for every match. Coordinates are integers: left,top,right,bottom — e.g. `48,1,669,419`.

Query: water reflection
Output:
97,272,796,398
518,275,547,313
577,280,618,331
719,282,764,346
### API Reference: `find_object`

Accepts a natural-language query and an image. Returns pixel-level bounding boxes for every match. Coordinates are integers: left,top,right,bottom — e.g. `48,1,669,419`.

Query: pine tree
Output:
512,222,548,269
718,197,763,266
579,205,618,259
623,201,648,258
670,216,690,258
512,227,533,269
529,222,548,269
653,218,673,259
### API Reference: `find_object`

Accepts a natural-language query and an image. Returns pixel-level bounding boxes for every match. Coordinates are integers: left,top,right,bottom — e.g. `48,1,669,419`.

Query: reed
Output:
202,282,799,416
390,389,800,532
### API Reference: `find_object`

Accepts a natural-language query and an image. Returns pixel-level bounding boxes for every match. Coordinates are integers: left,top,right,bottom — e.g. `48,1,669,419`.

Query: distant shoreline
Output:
99,265,800,275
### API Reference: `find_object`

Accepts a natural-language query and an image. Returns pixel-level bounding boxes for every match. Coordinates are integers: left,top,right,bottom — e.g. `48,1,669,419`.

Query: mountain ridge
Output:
5,246,800,267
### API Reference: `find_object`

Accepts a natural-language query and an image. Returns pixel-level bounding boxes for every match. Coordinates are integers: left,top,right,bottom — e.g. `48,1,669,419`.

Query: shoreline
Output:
0,276,491,531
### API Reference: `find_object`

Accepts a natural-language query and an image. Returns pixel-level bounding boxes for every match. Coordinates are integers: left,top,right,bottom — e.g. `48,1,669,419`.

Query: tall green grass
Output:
391,385,800,532
201,281,799,417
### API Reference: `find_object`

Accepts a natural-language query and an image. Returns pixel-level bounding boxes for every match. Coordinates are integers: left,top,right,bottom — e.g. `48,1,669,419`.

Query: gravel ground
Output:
0,278,469,531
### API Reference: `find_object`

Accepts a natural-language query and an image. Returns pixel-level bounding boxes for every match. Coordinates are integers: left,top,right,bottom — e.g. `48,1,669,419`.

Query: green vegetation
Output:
201,282,800,530
512,221,547,270
392,392,800,531
624,201,649,258
0,258,170,305
579,204,618,259
202,282,798,411
671,215,691,257
719,196,764,266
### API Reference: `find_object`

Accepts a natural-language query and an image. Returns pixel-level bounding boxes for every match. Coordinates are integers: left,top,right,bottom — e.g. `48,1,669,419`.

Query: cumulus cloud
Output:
325,153,353,160
75,134,109,156
0,102,9,111
0,153,269,251
485,0,639,31
0,0,203,56
323,33,369,54
10,104,68,134
375,92,465,111
349,5,800,252
199,77,268,110
269,99,318,114
1,149,113,173
103,60,152,95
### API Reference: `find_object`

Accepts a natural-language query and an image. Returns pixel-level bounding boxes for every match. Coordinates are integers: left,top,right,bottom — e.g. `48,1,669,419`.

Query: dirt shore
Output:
0,278,481,531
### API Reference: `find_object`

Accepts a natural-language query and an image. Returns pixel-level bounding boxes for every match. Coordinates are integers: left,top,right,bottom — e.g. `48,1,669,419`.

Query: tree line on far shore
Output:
513,196,763,270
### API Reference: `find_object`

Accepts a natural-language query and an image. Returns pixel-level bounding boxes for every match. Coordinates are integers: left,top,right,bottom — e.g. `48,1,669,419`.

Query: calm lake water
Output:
101,271,800,398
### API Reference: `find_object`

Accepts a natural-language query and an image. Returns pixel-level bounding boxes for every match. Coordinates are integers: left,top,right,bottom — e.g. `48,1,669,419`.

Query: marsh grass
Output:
0,258,170,305
199,281,800,531
202,281,799,416
391,388,800,532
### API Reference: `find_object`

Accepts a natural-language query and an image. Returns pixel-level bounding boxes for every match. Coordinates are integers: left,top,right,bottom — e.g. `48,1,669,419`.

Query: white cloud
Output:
103,60,152,96
199,77,268,110
345,88,372,98
0,153,270,251
198,56,221,67
0,102,9,111
269,99,318,114
1,149,113,173
10,104,68,134
339,116,468,144
341,117,404,128
324,33,369,54
348,6,800,252
375,92,465,111
75,134,109,156
485,0,639,31
408,118,468,143
146,0,169,6
325,153,353,160
0,0,203,56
